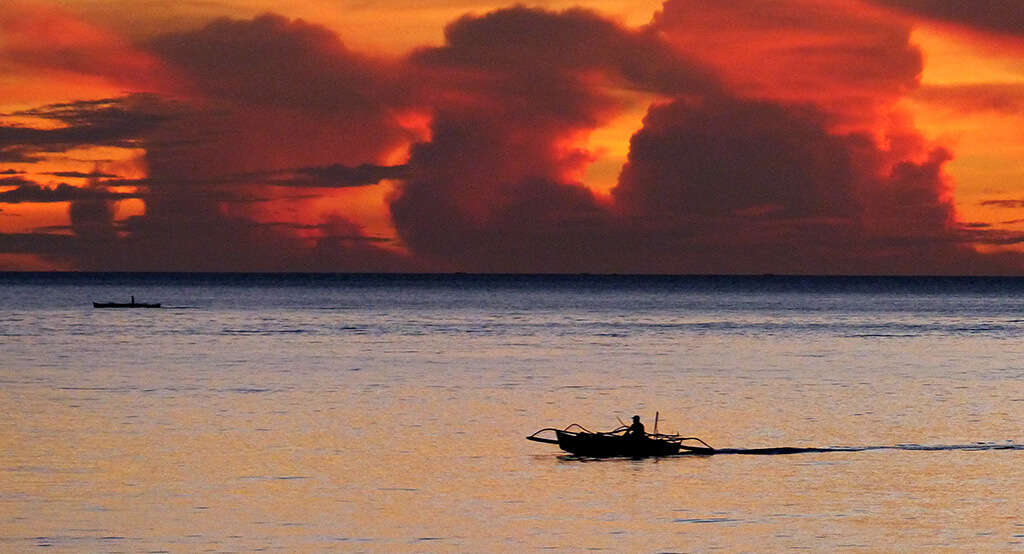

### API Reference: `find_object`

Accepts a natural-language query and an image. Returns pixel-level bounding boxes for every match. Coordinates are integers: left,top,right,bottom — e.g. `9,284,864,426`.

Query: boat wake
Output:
554,442,1022,460
530,423,1022,459
686,442,1022,456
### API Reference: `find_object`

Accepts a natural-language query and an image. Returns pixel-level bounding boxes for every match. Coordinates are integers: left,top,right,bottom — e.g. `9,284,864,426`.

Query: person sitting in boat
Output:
624,415,645,439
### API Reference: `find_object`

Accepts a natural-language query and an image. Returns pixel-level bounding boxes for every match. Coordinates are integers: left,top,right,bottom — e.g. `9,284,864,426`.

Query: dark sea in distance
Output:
1,272,1022,550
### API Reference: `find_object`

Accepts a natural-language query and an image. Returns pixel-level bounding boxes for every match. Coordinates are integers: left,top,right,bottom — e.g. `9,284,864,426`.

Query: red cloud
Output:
77,14,423,271
389,6,718,271
649,0,923,127
2,5,1022,273
387,4,1019,274
868,0,1024,36
615,98,863,221
610,96,972,274
2,14,420,271
0,1,166,89
146,13,412,176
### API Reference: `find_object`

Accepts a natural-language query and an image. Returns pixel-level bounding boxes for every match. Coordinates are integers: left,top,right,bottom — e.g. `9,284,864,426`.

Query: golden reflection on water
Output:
1,348,1021,552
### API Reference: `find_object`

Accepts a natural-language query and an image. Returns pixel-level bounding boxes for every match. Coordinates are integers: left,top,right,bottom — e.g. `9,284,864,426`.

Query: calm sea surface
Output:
1,273,1022,551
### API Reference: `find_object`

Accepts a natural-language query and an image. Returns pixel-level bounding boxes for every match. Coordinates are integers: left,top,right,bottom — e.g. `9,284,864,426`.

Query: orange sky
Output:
3,0,1024,273
909,25,1024,240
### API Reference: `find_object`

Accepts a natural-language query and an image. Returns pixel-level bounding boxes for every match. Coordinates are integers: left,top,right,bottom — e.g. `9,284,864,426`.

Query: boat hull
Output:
555,430,680,457
93,302,161,308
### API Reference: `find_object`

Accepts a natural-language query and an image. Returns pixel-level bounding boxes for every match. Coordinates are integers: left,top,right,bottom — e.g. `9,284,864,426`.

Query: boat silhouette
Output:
92,295,161,309
527,422,714,457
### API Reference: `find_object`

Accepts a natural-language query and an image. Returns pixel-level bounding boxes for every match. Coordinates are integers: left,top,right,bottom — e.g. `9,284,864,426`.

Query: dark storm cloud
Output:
99,162,407,190
4,6,1023,274
45,170,121,179
390,6,720,272
608,96,972,274
1,95,173,156
0,180,139,204
69,195,117,241
0,14,421,272
0,176,34,187
0,12,416,273
0,232,79,254
956,227,1024,246
0,148,43,163
260,163,411,188
386,4,999,274
649,0,924,111
385,4,1023,274
868,148,955,238
150,13,400,111
106,14,417,271
261,220,393,242
870,0,1024,36
413,6,719,96
614,98,864,221
145,13,412,178
0,209,416,272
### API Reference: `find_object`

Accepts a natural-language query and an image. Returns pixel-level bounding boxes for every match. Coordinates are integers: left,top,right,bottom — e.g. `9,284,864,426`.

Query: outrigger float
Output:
527,415,714,457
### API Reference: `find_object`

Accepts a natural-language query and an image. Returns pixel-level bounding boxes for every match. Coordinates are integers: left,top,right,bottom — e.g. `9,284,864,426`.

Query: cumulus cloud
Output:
74,14,422,271
1,5,1021,273
0,12,423,271
146,13,412,175
648,0,924,127
384,4,1018,274
614,98,864,221
390,6,718,271
606,95,978,274
414,6,719,96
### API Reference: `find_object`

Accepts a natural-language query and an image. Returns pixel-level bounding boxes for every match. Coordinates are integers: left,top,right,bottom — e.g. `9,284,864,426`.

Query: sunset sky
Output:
3,0,1024,273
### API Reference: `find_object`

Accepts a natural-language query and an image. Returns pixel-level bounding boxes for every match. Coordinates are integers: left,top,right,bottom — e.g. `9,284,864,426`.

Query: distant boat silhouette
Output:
527,420,714,457
93,295,161,309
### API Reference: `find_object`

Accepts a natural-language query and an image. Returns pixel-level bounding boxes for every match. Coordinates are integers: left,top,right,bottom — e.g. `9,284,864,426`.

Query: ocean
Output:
1,273,1022,551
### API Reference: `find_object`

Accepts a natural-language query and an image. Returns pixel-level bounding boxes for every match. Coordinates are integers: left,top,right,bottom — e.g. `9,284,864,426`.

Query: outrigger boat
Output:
527,417,714,457
93,296,160,309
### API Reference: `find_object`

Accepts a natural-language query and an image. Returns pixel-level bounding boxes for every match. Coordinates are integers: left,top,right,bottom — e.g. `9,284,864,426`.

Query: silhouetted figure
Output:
624,415,645,439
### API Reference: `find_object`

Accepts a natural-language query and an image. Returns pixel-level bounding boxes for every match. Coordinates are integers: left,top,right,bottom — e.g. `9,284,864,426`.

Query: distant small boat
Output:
527,423,714,457
93,296,160,309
